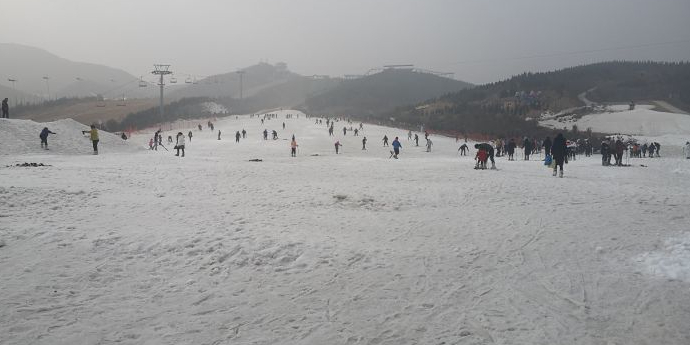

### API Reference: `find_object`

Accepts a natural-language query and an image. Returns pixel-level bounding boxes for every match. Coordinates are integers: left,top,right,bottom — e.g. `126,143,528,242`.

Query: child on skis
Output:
475,147,488,169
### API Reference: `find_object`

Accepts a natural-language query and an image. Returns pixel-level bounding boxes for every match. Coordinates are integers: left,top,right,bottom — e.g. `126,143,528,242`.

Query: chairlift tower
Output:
152,64,172,118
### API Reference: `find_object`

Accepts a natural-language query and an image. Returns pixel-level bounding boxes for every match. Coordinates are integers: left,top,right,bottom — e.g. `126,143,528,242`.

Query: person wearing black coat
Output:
542,136,552,157
523,137,532,160
551,133,567,177
39,127,56,149
474,143,496,169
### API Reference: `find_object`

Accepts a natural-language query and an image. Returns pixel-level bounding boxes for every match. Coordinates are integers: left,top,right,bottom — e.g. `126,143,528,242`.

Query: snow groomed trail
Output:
1,111,689,345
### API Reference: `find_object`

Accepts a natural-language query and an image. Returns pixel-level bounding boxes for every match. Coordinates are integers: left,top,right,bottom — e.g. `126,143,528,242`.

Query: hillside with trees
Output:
374,61,690,138
301,68,472,116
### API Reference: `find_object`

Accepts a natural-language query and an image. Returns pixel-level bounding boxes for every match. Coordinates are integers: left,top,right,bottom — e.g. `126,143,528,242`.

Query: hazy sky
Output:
2,0,690,84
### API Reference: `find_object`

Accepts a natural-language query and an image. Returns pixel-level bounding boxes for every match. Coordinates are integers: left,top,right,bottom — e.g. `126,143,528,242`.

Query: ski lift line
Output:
443,38,690,67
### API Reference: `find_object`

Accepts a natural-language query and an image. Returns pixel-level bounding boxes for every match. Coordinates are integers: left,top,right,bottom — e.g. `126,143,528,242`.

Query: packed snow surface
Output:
540,106,690,137
1,110,690,345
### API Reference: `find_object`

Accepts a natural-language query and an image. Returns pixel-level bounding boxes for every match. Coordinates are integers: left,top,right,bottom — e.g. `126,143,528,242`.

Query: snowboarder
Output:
383,135,389,147
551,133,567,177
458,143,468,156
362,137,367,150
1,98,8,118
291,138,298,157
334,140,342,154
188,131,193,141
392,137,402,159
39,127,55,149
175,132,185,157
474,143,496,169
235,131,241,143
426,138,433,152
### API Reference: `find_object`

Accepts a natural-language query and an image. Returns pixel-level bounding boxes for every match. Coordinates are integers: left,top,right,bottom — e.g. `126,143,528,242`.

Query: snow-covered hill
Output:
540,104,690,141
1,111,689,344
0,118,143,156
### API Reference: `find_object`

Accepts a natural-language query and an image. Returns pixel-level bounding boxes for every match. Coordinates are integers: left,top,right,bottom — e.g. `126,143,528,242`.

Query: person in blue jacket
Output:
392,137,402,159
39,127,56,149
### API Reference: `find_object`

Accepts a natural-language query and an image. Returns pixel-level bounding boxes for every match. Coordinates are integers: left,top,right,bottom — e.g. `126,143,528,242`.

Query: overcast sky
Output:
2,0,690,84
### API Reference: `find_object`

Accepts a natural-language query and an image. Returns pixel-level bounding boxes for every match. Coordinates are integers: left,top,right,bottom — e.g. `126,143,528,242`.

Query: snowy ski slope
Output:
1,111,689,344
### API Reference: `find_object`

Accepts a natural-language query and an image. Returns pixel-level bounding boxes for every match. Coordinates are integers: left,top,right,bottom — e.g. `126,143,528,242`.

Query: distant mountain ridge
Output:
0,43,156,100
301,69,473,116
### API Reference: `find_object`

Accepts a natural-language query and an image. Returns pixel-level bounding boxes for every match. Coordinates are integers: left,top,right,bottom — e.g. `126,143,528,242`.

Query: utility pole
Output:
236,70,245,100
42,76,50,100
152,64,172,119
8,78,17,105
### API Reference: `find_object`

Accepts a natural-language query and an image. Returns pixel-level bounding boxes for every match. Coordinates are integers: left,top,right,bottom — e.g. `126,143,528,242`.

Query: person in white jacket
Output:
175,132,186,157
684,141,690,159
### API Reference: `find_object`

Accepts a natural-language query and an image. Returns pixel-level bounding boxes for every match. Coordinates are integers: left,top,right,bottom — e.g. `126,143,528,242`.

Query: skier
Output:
167,135,173,143
242,129,246,138
648,141,655,158
506,138,516,160
153,129,160,150
328,126,334,136
354,128,359,136
414,134,419,146
39,127,56,149
614,139,625,166
290,138,298,157
641,143,648,157
551,133,567,177
188,131,193,142
474,143,496,169
121,132,127,140
684,141,690,159
542,136,552,157
263,129,268,140
235,131,241,143
1,98,8,118
198,124,202,131
343,127,347,136
408,130,412,141
175,132,185,157
523,137,532,160
362,137,367,150
272,130,278,140
334,140,342,154
458,143,468,156
391,137,402,159
382,135,389,147
601,139,611,165
283,122,286,130
218,130,221,140
654,142,661,157
148,138,154,150
425,138,433,152
82,124,99,155
475,147,488,169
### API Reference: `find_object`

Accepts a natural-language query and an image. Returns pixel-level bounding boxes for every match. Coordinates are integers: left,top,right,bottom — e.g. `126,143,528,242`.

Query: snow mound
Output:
0,118,143,156
540,107,690,136
637,233,690,283
202,102,228,114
